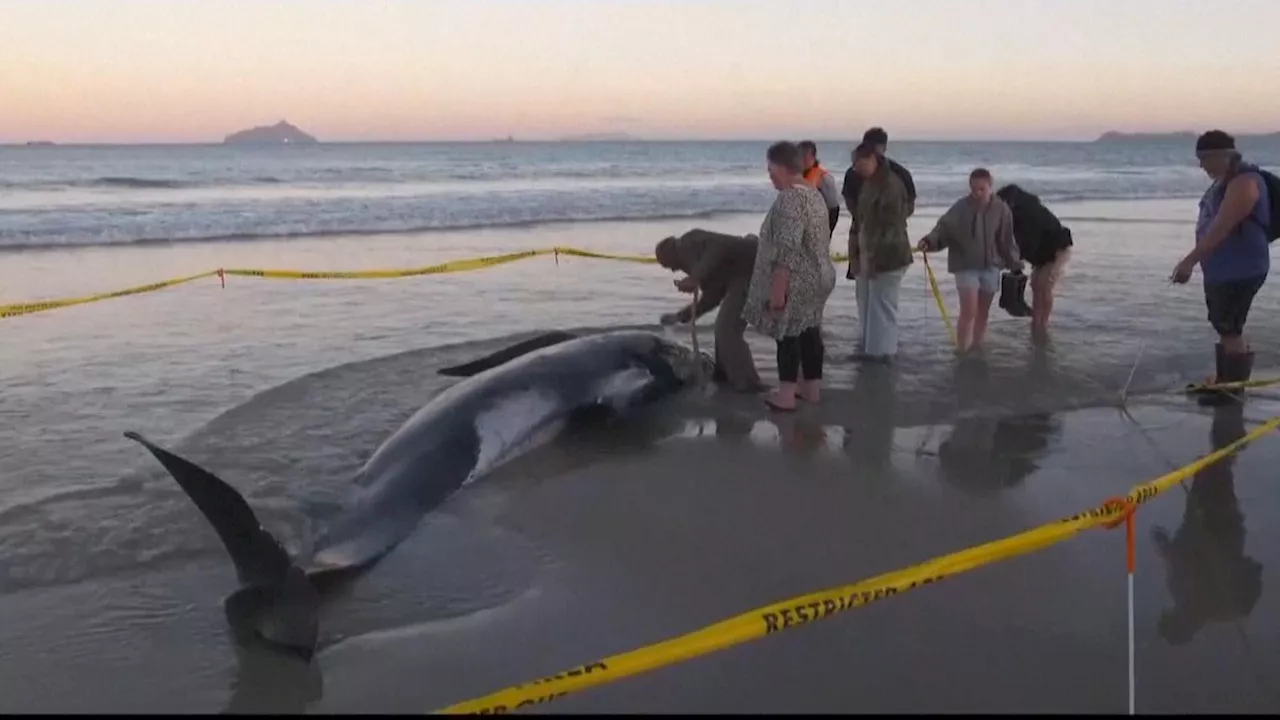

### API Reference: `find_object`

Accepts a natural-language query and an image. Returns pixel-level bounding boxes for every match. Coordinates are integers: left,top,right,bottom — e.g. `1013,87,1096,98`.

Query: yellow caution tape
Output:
550,247,656,264
0,246,866,321
220,249,552,280
921,253,957,350
1184,376,1280,393
0,271,218,320
435,415,1280,715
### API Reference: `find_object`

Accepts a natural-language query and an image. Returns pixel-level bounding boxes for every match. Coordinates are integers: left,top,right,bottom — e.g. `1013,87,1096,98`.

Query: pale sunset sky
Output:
3,0,1278,144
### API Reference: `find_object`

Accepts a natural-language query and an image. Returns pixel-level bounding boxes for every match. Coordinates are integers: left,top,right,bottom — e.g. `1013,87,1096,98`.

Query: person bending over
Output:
656,229,764,393
995,183,1074,343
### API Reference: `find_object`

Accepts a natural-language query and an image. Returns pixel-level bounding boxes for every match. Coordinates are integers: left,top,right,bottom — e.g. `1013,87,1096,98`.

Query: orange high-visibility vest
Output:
803,163,829,188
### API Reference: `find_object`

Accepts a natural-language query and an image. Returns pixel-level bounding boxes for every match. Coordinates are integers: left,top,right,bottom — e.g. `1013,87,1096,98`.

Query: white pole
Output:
1128,570,1135,715
1126,508,1136,716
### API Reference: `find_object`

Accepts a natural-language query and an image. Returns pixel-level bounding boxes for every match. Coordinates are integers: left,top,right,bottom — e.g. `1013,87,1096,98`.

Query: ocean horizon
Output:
8,133,1278,148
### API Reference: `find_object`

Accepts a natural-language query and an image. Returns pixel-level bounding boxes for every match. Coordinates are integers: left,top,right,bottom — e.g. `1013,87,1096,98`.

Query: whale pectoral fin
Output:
437,331,579,377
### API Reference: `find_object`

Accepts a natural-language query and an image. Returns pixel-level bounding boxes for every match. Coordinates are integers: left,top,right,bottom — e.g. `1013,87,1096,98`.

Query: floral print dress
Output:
742,183,837,340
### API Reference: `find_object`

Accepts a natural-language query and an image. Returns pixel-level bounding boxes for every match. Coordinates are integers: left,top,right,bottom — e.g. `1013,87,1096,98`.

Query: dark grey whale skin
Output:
123,330,712,659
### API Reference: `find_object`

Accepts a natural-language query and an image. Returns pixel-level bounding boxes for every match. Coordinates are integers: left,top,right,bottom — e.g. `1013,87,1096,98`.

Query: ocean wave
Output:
0,209,752,251
94,176,192,189
0,147,1215,250
0,166,757,192
0,175,288,191
0,201,1197,251
1054,215,1187,226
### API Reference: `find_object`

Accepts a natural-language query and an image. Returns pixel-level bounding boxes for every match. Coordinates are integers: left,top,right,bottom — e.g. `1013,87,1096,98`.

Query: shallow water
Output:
2,201,1280,712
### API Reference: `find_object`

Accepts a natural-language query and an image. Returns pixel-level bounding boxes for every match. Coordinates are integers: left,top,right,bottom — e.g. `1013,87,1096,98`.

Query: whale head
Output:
650,335,715,385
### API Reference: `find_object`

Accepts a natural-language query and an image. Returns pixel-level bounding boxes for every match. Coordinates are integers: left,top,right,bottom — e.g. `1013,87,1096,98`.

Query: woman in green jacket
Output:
848,142,914,363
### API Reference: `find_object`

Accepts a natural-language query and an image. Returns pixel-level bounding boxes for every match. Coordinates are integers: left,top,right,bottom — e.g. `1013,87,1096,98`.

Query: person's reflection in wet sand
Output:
710,401,755,445
937,357,1060,496
1152,405,1264,646
1028,340,1054,386
844,364,898,469
772,412,830,456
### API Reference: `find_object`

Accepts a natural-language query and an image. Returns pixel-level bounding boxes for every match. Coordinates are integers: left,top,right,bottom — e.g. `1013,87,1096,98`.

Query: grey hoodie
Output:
922,194,1022,274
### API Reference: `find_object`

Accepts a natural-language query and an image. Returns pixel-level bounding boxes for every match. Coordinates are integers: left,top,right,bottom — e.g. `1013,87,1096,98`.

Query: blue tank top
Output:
1196,164,1271,284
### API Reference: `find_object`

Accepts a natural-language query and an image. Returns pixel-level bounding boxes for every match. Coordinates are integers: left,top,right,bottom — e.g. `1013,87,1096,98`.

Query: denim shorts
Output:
953,267,1002,294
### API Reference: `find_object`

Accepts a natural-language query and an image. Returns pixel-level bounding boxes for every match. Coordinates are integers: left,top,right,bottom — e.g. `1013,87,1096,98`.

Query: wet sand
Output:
3,328,1279,713
3,205,1280,713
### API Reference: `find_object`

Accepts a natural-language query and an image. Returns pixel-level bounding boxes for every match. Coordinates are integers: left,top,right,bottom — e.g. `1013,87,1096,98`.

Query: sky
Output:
3,0,1279,144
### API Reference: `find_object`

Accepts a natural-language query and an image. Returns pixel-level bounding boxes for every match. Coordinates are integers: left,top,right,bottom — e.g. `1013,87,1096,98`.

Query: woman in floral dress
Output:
742,141,838,411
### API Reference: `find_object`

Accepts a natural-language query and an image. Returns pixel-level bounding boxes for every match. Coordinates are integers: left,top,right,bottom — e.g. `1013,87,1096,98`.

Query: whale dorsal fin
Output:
437,331,578,377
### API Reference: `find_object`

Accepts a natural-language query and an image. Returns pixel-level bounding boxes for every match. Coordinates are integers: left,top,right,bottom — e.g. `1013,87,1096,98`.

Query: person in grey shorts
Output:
918,168,1023,354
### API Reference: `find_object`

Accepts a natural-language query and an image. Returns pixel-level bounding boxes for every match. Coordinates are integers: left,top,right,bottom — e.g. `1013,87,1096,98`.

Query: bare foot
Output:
797,381,821,403
764,390,797,412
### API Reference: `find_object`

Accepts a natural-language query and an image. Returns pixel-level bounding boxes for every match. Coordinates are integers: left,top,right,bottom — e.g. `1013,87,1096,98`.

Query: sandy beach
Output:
3,140,1280,713
7,0,1280,707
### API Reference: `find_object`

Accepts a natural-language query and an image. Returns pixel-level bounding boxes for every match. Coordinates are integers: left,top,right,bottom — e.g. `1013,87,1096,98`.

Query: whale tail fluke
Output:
123,431,320,659
224,568,321,660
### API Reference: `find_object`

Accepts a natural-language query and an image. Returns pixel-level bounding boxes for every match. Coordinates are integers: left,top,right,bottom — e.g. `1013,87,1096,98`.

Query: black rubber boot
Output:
999,271,1033,318
1198,349,1252,407
1186,343,1225,396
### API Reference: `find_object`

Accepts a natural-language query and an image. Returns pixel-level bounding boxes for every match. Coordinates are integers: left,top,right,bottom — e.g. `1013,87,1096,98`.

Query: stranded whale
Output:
125,330,713,659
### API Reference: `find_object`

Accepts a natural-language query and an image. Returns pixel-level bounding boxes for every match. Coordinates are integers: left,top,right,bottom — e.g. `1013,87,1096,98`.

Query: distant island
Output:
557,132,640,142
25,140,56,147
223,120,318,145
1095,130,1280,143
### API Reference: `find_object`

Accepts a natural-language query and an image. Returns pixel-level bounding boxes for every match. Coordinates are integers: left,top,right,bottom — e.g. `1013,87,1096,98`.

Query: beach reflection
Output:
1153,405,1264,646
931,357,1061,497
671,414,846,457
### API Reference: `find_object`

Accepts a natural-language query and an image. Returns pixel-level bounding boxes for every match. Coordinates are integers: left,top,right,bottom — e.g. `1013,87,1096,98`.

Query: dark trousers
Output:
776,326,824,383
827,207,840,238
1204,274,1266,339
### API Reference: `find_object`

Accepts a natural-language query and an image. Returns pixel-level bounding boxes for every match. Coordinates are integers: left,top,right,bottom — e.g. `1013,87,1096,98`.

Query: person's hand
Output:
768,293,786,315
1171,256,1196,285
674,276,698,293
917,238,931,253
660,312,680,326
